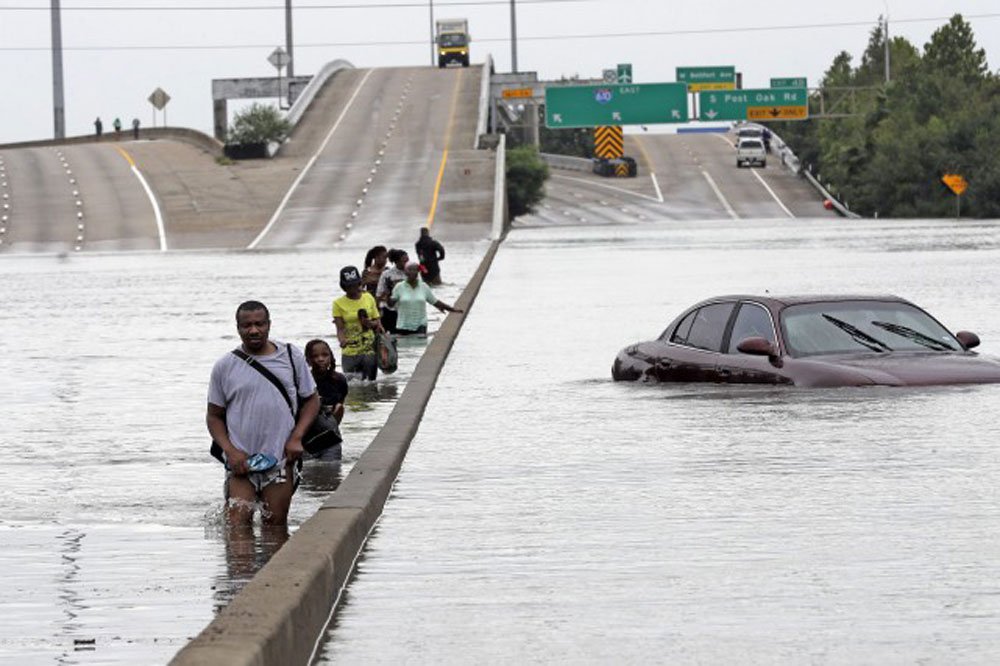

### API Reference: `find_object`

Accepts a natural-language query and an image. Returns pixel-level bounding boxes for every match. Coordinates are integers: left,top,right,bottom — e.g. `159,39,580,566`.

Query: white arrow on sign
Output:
704,109,718,119
612,111,622,121
553,113,563,124
671,109,681,119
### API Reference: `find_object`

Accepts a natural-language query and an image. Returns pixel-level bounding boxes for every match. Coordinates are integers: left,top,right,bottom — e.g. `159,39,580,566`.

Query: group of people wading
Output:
206,227,461,527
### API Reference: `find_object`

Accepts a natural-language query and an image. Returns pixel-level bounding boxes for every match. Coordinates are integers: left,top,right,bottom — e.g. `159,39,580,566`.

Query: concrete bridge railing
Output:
475,55,494,149
0,127,223,157
540,152,592,173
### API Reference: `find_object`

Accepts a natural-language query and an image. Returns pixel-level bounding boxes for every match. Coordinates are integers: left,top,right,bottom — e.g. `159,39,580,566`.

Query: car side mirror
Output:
736,336,782,366
955,330,980,350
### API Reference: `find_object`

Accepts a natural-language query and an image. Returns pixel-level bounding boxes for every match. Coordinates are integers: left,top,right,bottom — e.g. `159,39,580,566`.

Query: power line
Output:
0,0,590,10
1,12,998,51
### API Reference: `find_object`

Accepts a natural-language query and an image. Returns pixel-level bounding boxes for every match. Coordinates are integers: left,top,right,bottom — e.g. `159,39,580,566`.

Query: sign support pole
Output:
510,0,519,73
50,0,65,139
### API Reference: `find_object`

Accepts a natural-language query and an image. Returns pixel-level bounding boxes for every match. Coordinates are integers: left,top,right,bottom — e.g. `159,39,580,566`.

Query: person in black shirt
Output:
305,339,348,425
415,227,446,286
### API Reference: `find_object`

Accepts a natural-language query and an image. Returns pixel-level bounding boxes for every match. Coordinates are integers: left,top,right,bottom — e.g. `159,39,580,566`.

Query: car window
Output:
781,300,960,357
675,303,734,352
727,303,776,353
739,140,763,149
668,310,697,342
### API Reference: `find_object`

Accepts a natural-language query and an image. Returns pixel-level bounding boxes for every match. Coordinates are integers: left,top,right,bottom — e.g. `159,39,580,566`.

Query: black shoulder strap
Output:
231,347,296,417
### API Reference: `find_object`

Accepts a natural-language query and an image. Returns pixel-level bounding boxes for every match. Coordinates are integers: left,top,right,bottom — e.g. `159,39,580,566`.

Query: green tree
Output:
228,103,291,145
923,14,987,84
506,145,549,218
778,14,998,218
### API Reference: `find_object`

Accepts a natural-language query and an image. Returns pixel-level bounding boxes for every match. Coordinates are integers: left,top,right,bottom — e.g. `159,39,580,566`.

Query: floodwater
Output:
0,243,485,665
318,217,1000,664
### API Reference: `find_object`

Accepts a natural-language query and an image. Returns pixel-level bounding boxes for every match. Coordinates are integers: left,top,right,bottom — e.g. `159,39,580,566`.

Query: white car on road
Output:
736,138,767,168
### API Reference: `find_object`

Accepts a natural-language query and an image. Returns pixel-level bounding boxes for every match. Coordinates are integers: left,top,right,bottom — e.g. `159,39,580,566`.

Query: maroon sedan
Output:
612,295,1000,387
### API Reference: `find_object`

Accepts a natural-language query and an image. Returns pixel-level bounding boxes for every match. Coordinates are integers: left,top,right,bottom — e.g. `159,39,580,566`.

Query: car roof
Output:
695,294,911,308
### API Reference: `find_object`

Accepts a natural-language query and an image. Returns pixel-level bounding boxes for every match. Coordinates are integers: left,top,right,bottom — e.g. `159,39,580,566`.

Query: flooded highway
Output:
0,244,485,664
318,217,1000,663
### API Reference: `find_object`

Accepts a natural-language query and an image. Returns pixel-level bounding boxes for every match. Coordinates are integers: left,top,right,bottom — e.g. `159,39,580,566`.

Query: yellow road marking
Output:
114,146,136,168
426,69,464,228
632,135,655,173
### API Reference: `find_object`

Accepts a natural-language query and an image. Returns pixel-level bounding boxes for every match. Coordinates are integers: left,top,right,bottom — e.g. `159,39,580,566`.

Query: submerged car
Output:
612,295,1000,387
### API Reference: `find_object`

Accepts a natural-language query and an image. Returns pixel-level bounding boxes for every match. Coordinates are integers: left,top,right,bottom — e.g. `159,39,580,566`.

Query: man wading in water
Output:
207,301,319,526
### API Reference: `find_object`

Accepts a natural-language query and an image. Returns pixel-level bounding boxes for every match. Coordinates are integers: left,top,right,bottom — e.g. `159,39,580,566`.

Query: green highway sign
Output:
770,77,807,88
545,82,688,128
677,66,735,91
617,63,633,84
699,88,809,121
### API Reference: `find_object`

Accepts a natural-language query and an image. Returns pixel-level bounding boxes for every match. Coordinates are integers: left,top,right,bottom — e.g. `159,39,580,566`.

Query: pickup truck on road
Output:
736,138,767,168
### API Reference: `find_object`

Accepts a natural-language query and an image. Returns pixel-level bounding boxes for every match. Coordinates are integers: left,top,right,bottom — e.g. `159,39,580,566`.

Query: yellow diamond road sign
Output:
942,174,968,196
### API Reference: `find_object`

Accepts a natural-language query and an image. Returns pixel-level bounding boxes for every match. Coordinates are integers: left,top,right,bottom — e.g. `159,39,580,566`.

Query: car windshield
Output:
780,300,959,357
439,34,467,47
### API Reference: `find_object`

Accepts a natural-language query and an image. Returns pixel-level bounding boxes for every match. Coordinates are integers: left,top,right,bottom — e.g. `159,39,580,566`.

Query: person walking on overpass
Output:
94,117,103,138
131,118,140,140
415,227,446,286
333,265,384,381
206,300,318,527
113,117,122,137
387,261,463,336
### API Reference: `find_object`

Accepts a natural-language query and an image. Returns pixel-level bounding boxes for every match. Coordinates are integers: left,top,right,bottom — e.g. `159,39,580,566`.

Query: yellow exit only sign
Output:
502,88,534,99
747,106,808,120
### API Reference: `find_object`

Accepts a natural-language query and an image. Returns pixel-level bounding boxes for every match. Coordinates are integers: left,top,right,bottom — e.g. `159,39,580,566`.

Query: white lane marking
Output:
701,170,739,220
248,68,375,249
750,168,795,218
714,133,736,149
552,173,661,203
650,172,664,203
116,147,167,251
130,165,167,251
713,133,793,217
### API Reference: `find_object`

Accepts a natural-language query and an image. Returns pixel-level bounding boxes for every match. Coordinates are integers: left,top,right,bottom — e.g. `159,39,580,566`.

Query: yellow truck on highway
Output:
436,19,470,68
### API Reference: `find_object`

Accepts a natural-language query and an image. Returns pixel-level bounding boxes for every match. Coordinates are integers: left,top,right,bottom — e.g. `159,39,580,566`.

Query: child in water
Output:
304,339,349,460
305,339,348,423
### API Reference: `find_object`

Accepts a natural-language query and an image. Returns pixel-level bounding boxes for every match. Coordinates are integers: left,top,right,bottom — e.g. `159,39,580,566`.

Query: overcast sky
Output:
0,0,998,144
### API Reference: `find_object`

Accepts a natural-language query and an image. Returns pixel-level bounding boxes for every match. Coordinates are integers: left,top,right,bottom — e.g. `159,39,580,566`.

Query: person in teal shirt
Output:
388,262,462,335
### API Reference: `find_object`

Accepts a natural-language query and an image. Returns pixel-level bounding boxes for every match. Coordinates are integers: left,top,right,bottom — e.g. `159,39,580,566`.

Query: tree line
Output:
775,14,998,218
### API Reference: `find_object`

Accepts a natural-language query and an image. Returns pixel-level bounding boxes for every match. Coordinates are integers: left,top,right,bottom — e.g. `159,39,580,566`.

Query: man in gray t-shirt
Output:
207,301,318,526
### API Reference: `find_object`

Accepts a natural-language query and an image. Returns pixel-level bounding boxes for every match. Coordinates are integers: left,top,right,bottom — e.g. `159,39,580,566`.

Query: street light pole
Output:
51,0,65,139
285,0,294,78
510,0,518,73
429,0,435,67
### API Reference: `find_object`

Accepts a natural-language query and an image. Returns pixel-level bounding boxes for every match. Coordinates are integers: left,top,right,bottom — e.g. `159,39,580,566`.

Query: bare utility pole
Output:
51,0,65,139
285,0,294,78
510,0,519,73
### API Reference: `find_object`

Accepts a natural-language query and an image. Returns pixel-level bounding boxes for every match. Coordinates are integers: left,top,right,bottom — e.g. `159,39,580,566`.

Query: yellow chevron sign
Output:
615,162,629,177
594,125,623,159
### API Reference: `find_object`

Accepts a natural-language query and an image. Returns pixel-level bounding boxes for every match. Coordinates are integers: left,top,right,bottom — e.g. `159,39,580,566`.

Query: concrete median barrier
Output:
171,237,503,666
